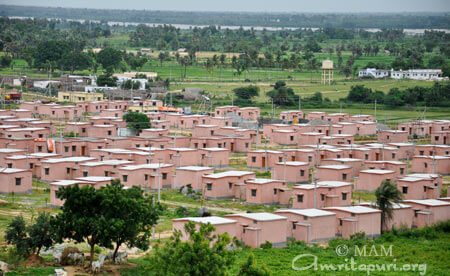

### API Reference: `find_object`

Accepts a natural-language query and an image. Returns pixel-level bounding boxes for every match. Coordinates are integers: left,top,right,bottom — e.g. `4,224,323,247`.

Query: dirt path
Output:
0,209,33,219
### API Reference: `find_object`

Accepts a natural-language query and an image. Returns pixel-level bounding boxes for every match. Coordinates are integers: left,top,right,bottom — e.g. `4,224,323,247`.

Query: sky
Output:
1,0,449,13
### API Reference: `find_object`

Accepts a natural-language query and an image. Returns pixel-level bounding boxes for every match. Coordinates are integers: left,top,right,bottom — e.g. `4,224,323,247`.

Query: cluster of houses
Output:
358,68,447,81
0,99,449,248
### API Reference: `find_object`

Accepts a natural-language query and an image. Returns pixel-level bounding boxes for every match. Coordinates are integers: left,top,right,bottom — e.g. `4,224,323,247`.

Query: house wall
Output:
0,171,32,193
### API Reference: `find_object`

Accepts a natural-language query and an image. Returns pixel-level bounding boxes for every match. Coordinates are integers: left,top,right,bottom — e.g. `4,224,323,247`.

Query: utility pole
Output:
283,152,287,184
271,98,274,118
264,140,268,171
157,158,162,202
374,99,377,122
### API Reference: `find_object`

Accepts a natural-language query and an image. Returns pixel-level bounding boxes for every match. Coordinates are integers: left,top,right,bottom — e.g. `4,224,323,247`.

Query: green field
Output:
123,222,450,275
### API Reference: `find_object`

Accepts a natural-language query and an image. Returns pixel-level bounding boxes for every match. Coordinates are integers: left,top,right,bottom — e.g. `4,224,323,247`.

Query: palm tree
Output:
375,180,403,233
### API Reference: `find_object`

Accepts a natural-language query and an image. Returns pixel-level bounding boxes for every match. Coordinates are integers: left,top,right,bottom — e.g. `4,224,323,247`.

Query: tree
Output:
5,216,30,257
149,221,235,276
179,56,191,78
97,47,123,71
96,74,118,87
121,79,141,90
52,185,108,265
158,51,168,67
233,86,260,103
60,51,93,73
375,180,403,233
27,213,55,255
238,253,272,276
123,111,151,130
98,183,162,260
33,40,71,69
0,55,12,68
267,81,299,106
5,213,55,257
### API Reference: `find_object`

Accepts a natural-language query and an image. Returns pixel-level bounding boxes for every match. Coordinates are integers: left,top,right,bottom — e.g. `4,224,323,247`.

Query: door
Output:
291,156,296,161
444,136,447,145
81,146,86,156
376,153,380,161
262,156,266,168
231,143,234,152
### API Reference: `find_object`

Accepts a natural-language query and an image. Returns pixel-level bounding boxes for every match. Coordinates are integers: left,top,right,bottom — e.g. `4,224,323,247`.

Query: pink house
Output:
224,213,287,248
247,150,284,169
361,203,414,230
263,124,292,140
316,165,353,182
272,161,309,184
411,155,450,175
165,113,184,127
306,111,327,121
88,125,117,138
378,130,409,143
350,114,374,122
141,128,170,137
397,176,440,200
355,169,396,191
65,122,90,137
403,199,450,228
178,115,209,129
326,113,350,123
355,121,377,136
415,144,450,156
150,120,170,130
192,125,219,138
321,158,363,177
118,163,174,189
292,181,352,209
323,206,381,238
0,168,32,194
336,122,357,135
202,171,256,199
208,116,232,127
167,148,200,167
0,148,26,166
237,107,260,121
432,131,450,145
388,143,415,160
199,148,229,168
99,109,123,118
4,127,49,139
4,152,60,178
172,216,238,242
80,159,134,178
245,179,288,205
364,160,407,178
40,156,97,181
275,209,336,243
173,166,214,190
299,132,324,145
215,106,239,117
272,130,298,145
280,110,304,122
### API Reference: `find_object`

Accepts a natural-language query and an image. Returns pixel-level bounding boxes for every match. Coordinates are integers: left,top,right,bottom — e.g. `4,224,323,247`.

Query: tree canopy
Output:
123,111,151,131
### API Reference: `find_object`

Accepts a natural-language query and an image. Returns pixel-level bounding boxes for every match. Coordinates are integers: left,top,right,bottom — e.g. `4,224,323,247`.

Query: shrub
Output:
260,241,272,250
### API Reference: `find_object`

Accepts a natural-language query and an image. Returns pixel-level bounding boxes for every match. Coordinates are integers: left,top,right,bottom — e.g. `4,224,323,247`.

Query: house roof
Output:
81,160,134,167
360,169,395,174
0,168,28,173
173,216,236,225
203,171,254,179
403,199,450,207
318,165,351,170
227,212,287,221
323,206,381,214
276,208,335,217
276,161,309,166
120,163,173,171
246,178,281,184
177,166,212,171
43,157,96,163
75,176,114,182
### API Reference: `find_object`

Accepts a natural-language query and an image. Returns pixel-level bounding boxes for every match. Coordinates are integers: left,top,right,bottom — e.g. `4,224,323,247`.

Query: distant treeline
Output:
1,5,449,29
344,83,450,107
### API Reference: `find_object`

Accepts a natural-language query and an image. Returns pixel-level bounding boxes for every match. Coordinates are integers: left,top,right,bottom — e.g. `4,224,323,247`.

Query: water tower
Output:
321,59,334,85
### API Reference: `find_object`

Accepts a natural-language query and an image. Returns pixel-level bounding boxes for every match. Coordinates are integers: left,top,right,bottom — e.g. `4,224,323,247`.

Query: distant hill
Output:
0,4,449,29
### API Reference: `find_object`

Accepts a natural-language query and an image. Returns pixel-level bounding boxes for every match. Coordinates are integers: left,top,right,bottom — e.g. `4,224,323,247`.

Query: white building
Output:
390,69,444,80
358,68,389,79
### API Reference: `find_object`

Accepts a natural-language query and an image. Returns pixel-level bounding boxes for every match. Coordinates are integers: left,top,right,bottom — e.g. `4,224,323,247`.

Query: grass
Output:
122,221,450,275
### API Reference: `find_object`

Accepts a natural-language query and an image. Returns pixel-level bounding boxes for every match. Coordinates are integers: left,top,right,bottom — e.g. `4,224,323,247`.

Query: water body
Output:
8,16,450,34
